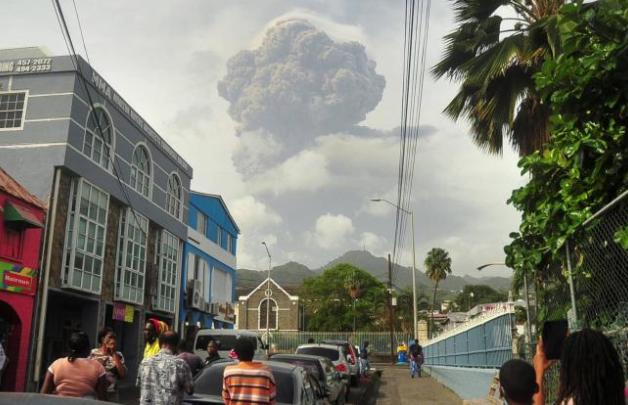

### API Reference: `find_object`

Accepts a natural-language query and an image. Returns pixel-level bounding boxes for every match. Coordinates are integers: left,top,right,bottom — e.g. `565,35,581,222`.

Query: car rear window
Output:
195,334,257,351
296,347,340,361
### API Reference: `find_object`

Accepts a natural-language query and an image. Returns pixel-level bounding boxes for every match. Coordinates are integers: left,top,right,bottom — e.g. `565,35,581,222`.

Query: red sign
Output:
4,271,35,293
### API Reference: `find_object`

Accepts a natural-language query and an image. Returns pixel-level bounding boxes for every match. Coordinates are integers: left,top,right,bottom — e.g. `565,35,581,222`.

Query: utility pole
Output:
262,242,272,355
388,254,394,364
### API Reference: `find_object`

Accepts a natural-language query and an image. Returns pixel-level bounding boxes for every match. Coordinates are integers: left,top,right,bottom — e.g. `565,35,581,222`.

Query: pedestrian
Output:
408,339,423,378
359,341,370,376
41,331,107,400
222,337,276,405
143,318,169,360
204,340,221,366
177,340,203,376
89,327,126,402
0,336,8,390
499,359,537,405
533,328,625,405
137,331,194,405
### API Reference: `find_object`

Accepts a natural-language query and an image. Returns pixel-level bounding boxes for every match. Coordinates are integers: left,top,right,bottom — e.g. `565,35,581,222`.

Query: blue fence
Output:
423,310,515,368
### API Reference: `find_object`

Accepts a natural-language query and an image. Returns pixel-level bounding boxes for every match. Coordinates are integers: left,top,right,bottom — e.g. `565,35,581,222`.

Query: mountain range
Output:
236,250,512,296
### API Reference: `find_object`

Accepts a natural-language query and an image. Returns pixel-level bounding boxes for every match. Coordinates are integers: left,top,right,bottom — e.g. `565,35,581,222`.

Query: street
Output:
373,366,462,405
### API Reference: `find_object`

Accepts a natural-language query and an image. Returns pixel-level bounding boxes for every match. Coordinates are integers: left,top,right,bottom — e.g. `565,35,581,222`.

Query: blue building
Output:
180,192,238,336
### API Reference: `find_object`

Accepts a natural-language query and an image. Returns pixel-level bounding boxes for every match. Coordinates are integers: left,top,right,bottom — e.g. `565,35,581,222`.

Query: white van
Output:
193,329,267,360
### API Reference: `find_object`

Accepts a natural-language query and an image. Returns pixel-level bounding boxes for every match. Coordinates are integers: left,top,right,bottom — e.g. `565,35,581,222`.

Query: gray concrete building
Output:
0,47,193,387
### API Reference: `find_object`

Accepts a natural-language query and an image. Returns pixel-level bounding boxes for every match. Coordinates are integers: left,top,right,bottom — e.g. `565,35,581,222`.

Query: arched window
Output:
166,173,182,219
258,298,278,330
83,107,113,169
130,145,151,197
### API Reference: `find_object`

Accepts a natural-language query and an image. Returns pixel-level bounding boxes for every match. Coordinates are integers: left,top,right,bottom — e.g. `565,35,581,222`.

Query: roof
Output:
191,191,240,233
0,167,46,209
239,278,299,302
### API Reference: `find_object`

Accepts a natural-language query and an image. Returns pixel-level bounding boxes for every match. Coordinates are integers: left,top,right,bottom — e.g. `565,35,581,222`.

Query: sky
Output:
2,0,524,277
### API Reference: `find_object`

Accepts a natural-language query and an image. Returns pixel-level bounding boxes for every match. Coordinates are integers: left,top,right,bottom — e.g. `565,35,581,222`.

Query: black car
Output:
0,393,113,405
271,353,347,405
185,360,327,405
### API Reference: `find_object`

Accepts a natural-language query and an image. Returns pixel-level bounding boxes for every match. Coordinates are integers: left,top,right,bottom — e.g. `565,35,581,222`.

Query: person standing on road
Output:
143,318,169,360
222,337,276,405
177,341,203,376
204,340,221,366
89,327,127,402
41,331,107,400
359,341,370,376
137,331,194,405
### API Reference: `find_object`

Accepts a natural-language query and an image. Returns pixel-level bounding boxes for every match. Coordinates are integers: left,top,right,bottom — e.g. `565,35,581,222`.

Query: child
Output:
499,359,538,405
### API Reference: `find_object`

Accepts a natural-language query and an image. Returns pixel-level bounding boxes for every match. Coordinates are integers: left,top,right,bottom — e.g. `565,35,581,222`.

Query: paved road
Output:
375,365,462,405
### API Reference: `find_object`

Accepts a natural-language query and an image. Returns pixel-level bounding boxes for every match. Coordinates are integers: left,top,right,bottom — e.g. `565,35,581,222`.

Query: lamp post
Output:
477,262,532,350
371,198,418,342
261,241,272,355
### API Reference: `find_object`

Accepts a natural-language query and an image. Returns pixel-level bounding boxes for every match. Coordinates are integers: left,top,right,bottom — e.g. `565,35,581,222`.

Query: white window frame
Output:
130,144,152,198
83,106,115,171
61,178,109,294
258,298,278,330
196,211,207,235
166,173,182,219
0,90,28,131
227,233,232,253
216,225,222,246
115,208,148,305
154,230,180,313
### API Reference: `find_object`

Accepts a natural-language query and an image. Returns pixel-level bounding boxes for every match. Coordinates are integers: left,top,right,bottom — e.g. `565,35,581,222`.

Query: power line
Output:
71,0,90,64
52,0,148,235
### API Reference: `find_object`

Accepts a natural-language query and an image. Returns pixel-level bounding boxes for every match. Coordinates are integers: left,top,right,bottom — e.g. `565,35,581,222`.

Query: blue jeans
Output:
410,359,421,377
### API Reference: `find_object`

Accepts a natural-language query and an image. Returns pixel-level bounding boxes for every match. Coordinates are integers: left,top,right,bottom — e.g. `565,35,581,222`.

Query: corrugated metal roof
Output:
0,167,46,209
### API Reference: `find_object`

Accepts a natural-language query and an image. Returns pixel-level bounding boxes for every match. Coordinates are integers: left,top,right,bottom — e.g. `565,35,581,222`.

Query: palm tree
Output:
432,0,564,155
425,247,453,338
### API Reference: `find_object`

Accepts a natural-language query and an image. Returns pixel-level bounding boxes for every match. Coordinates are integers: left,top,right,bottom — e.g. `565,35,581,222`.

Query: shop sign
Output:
113,302,135,323
0,58,53,74
0,261,36,295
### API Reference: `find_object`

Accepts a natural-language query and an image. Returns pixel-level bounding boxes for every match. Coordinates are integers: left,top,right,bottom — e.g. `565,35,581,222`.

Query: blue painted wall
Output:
180,192,239,330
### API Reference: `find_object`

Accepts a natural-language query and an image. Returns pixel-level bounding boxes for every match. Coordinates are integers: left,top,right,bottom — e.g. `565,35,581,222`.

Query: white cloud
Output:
312,213,355,250
359,231,387,254
248,150,331,195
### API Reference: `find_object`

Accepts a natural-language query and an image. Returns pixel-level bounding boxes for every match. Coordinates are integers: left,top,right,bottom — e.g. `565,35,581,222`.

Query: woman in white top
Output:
533,328,625,405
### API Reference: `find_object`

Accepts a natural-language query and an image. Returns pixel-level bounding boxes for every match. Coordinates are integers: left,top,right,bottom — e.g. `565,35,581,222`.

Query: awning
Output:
3,201,44,228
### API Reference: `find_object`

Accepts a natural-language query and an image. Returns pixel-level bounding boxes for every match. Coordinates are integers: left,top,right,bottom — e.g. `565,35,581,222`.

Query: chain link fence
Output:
531,191,628,402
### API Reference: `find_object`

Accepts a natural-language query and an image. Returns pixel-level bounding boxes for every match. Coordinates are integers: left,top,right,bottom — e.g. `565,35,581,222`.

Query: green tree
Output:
505,0,628,325
454,285,508,311
299,263,388,331
433,0,564,155
424,248,453,336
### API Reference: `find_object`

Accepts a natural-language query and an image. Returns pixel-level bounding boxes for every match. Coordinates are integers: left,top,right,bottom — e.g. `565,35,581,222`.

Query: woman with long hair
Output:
41,331,107,400
534,328,625,405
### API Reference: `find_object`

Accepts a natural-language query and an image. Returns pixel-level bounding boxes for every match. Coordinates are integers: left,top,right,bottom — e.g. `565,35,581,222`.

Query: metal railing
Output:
422,304,516,368
265,331,413,355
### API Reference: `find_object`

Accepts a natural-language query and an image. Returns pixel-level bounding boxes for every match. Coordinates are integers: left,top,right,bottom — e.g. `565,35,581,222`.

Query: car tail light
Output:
335,363,348,373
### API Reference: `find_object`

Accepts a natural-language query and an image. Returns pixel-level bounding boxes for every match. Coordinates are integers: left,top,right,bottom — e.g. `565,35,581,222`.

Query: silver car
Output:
271,353,347,405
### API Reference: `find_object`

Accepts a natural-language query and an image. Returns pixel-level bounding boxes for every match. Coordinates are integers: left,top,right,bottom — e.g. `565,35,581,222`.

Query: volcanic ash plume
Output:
218,19,386,156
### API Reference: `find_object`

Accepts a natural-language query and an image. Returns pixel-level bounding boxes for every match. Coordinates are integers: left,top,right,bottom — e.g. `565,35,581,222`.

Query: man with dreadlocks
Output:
143,318,169,360
533,328,625,405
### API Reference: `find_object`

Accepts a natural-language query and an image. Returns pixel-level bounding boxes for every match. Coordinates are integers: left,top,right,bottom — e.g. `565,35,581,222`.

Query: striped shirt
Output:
222,361,277,405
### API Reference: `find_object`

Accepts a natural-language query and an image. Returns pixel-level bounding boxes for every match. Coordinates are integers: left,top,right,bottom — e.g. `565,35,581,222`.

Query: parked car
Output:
0,394,111,405
270,353,347,405
193,329,266,360
320,339,360,386
295,343,352,387
185,360,327,405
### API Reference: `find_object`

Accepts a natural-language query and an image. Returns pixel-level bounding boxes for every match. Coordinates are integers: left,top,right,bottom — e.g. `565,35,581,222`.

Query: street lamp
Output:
477,262,532,351
371,198,418,342
261,241,272,355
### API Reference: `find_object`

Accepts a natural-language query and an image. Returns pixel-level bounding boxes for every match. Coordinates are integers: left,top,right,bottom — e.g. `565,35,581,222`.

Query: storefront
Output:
0,168,46,391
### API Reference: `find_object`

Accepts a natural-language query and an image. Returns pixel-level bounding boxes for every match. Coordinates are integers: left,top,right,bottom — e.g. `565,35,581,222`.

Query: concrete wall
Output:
423,365,498,400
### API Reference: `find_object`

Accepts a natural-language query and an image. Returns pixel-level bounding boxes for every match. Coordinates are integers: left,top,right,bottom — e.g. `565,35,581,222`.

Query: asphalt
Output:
374,365,462,405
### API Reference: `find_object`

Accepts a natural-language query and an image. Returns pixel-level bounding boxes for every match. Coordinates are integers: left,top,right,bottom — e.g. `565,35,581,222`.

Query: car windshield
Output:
195,334,257,351
195,364,294,403
296,347,339,361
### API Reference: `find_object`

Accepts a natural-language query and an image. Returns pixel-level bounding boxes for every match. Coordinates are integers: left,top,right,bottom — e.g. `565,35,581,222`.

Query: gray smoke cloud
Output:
218,19,386,156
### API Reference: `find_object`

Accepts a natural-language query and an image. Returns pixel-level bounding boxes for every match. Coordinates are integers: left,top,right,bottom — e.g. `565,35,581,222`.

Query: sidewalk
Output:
375,365,462,405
